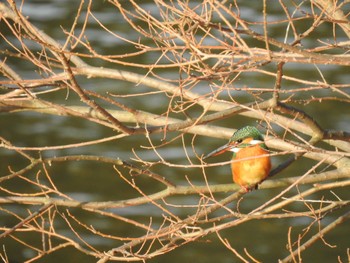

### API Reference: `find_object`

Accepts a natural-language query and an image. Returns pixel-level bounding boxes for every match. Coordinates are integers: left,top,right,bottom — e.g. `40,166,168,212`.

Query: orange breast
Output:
231,144,271,188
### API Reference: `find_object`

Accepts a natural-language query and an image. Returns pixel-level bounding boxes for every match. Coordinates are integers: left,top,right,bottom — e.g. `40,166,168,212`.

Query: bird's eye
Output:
236,139,243,143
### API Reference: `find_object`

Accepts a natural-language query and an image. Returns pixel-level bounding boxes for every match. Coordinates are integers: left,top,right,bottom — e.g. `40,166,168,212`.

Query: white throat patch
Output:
249,139,263,145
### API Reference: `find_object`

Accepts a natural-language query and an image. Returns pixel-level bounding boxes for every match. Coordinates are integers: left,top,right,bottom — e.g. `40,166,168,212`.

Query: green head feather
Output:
229,126,264,143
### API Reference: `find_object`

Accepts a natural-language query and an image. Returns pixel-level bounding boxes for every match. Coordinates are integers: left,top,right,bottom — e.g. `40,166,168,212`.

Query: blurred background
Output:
0,1,349,262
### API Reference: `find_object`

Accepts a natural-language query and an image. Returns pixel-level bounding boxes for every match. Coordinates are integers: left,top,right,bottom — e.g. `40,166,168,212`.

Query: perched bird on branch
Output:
204,126,271,192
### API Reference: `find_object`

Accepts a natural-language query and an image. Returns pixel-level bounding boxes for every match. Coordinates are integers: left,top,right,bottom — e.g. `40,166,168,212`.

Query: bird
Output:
204,126,271,192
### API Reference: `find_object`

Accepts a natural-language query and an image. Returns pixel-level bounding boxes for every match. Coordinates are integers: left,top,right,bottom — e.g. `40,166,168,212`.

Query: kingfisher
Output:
204,126,271,192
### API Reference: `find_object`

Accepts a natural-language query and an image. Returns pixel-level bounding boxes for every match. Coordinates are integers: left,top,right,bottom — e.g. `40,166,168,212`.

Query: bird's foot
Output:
241,184,259,192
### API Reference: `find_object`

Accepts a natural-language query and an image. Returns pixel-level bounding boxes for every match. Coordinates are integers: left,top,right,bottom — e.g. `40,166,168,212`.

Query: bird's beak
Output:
203,142,233,159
